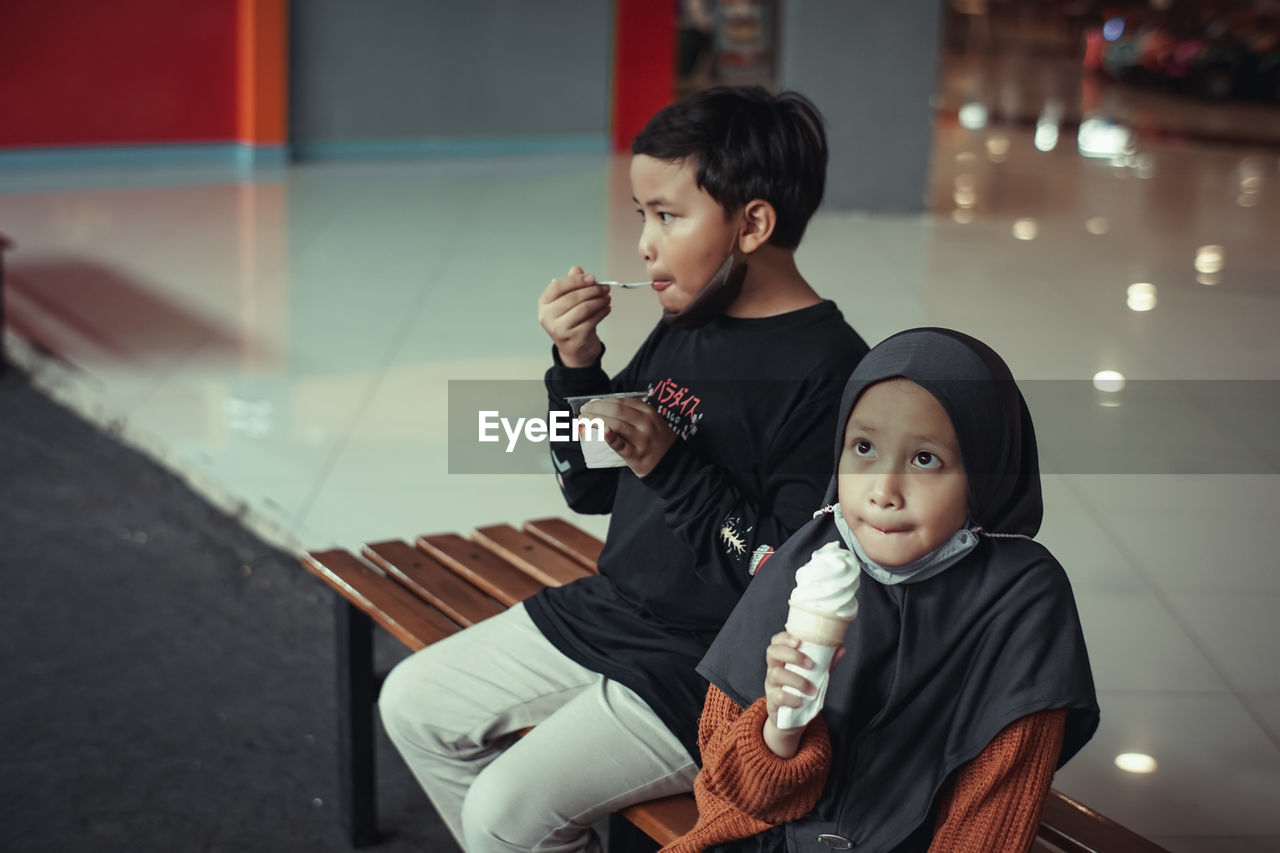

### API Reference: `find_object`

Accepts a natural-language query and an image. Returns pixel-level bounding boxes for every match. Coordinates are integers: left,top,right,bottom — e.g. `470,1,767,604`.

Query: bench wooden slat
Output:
619,794,697,847
616,788,1163,852
418,533,547,606
1039,789,1167,852
522,517,604,571
472,523,594,588
362,540,506,628
302,549,459,651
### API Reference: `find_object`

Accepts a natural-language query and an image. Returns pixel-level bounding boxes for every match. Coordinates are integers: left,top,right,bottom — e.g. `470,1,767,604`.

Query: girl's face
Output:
837,378,969,567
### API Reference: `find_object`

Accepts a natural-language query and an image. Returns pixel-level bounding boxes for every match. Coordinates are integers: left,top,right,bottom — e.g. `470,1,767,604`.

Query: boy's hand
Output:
539,266,611,368
579,396,676,478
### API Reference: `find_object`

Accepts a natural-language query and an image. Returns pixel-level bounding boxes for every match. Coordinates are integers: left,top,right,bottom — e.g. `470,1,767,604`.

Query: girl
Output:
665,328,1099,853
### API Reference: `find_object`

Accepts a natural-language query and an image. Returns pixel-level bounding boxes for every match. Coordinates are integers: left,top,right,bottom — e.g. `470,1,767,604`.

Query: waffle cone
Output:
785,600,854,646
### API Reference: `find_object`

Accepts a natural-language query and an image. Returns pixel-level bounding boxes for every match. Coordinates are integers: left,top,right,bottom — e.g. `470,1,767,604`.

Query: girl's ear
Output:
737,199,776,254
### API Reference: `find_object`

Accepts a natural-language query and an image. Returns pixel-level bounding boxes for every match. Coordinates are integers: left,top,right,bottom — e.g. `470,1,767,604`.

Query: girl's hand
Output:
764,630,815,721
762,631,814,758
762,630,845,759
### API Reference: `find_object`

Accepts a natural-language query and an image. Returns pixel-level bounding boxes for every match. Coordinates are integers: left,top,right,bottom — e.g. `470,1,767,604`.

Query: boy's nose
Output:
637,224,655,262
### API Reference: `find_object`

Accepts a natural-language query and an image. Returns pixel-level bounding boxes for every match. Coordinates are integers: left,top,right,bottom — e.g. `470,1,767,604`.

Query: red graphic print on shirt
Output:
646,377,704,440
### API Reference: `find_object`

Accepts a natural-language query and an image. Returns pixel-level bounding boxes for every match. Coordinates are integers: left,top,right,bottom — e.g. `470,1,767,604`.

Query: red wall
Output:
611,0,675,152
0,1,238,148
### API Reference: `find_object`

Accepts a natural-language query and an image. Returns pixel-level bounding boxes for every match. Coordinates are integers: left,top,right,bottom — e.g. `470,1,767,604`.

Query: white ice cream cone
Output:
785,600,855,646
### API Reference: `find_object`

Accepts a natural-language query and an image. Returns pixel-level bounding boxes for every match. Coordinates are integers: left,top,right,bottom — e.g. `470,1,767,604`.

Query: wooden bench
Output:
301,517,1168,852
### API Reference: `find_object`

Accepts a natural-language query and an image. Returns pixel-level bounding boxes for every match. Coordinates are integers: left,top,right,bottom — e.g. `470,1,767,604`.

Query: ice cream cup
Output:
564,391,648,469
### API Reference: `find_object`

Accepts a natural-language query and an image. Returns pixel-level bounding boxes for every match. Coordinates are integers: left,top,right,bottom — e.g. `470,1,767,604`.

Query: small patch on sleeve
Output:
748,545,774,576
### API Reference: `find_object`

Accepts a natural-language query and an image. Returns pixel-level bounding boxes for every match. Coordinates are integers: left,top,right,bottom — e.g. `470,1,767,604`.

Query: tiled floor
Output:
4,84,1280,850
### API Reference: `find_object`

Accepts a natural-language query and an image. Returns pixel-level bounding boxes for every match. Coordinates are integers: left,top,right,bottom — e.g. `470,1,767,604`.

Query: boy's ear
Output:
737,199,776,254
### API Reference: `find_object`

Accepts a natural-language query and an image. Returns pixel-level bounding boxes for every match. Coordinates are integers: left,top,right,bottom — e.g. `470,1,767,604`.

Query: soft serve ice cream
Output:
777,540,861,729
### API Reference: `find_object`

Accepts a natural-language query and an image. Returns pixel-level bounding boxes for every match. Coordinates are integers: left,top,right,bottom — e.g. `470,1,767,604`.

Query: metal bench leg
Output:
336,597,379,847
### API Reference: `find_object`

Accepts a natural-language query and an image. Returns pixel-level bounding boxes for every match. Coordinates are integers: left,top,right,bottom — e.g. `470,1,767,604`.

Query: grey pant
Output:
379,603,698,853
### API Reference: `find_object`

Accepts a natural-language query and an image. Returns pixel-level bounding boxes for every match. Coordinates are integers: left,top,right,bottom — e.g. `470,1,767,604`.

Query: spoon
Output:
595,280,652,288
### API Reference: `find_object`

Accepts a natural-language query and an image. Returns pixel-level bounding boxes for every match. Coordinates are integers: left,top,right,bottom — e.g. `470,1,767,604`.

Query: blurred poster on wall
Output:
715,0,777,87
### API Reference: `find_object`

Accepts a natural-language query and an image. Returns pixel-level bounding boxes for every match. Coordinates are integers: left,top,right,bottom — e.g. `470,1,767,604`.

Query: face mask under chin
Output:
661,256,748,330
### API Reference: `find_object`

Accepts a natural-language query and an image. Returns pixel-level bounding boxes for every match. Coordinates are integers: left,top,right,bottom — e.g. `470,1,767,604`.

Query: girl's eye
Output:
635,208,645,220
913,451,941,469
658,212,675,224
852,439,874,458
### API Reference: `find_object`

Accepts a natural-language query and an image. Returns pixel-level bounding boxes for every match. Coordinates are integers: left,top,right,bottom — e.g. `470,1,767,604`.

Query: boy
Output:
380,86,868,853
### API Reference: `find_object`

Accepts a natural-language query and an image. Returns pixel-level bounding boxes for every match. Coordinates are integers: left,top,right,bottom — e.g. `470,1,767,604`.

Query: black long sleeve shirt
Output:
524,301,867,757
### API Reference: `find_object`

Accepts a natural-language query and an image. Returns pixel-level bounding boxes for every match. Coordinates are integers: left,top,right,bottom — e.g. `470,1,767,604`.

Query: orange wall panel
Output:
237,0,288,145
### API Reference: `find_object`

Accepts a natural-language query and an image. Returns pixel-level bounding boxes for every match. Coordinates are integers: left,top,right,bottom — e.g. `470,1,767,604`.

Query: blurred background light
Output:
1093,370,1126,393
1078,118,1133,159
1195,245,1224,274
959,102,988,130
985,134,1010,162
1126,282,1157,312
1115,753,1158,774
1034,120,1059,152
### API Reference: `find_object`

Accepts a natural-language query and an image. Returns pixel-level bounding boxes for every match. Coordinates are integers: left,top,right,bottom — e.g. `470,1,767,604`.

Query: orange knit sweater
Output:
662,686,1066,853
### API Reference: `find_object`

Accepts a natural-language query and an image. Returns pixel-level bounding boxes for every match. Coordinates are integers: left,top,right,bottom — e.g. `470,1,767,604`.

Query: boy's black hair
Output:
631,85,828,250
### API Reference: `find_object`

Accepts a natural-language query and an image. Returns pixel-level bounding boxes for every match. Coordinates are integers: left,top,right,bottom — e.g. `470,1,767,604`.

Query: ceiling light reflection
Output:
1078,118,1133,159
1197,272,1221,286
1126,282,1157,312
224,398,274,438
1238,157,1266,181
1115,753,1157,774
1034,122,1060,152
952,209,974,224
1093,370,1126,393
986,135,1010,163
954,187,977,208
1085,217,1110,235
1012,218,1038,240
1195,245,1224,274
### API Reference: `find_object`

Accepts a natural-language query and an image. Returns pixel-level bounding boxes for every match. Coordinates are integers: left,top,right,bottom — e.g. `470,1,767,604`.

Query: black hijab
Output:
698,328,1099,853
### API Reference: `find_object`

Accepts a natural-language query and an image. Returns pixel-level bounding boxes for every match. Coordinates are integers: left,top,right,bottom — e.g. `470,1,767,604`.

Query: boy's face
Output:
837,379,969,567
630,154,740,317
